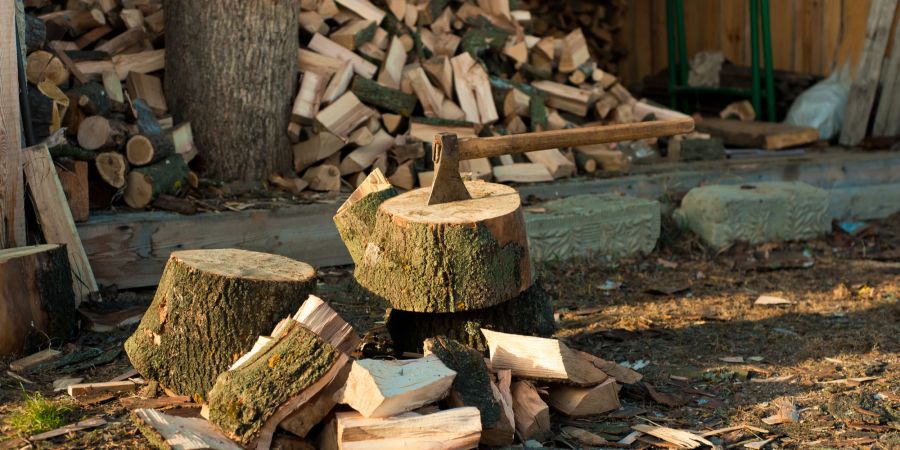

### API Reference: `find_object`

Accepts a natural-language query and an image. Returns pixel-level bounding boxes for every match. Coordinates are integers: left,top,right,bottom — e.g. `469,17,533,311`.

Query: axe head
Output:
427,132,472,206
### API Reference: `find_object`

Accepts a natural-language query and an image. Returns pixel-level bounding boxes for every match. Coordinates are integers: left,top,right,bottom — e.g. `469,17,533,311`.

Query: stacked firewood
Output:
23,0,197,216
24,0,647,214
127,288,643,448
287,0,645,194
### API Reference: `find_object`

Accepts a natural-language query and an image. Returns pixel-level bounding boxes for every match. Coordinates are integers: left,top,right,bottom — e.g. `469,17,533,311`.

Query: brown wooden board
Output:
696,118,819,150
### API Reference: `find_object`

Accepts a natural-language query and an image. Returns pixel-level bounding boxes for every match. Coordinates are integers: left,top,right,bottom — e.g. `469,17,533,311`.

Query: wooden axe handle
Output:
457,117,695,160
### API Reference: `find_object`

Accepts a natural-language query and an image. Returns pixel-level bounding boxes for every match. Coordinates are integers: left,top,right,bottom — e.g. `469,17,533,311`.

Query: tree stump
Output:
0,245,77,356
385,281,555,354
348,180,531,312
164,0,299,181
124,249,316,400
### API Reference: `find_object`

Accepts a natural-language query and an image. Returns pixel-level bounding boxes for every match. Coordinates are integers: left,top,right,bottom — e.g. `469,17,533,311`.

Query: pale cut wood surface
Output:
23,145,99,304
546,377,621,416
293,294,360,354
309,33,377,79
482,329,608,385
873,4,900,136
510,380,550,440
492,163,554,183
338,355,456,418
524,149,576,179
133,409,242,450
383,181,520,226
0,0,24,248
335,408,482,450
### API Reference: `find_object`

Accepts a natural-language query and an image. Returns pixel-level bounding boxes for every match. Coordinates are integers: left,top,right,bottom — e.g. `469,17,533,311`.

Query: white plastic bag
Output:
785,64,850,140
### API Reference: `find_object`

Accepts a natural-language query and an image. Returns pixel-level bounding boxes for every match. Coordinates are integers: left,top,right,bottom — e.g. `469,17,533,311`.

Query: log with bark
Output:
338,180,531,312
124,249,317,400
123,154,188,209
0,245,77,356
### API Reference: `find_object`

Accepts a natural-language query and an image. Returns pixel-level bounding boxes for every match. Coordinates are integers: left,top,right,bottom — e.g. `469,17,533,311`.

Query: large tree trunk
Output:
0,244,77,356
124,249,316,400
164,0,298,181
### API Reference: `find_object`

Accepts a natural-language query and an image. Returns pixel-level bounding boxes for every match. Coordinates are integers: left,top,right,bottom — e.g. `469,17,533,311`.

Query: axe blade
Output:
427,133,472,206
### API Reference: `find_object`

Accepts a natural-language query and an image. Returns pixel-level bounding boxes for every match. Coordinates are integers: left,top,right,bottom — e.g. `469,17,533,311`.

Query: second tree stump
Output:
124,249,316,399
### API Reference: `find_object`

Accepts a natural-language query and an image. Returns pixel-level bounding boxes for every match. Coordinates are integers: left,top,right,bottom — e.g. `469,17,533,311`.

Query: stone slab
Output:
674,181,830,249
525,194,660,262
829,183,900,221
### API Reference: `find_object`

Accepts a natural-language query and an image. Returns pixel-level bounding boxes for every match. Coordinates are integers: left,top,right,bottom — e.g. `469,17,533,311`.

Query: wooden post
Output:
1,0,25,248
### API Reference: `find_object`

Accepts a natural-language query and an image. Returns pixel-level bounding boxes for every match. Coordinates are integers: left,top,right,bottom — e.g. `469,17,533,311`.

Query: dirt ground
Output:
1,213,898,449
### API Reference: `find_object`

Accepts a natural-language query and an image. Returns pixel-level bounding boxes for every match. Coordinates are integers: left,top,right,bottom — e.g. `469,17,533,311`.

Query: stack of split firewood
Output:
287,0,646,193
23,0,653,216
125,271,642,449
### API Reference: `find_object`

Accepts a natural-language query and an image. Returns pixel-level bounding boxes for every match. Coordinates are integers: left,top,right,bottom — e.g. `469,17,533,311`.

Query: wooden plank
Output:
821,0,843,74
29,417,106,442
836,0,873,71
68,380,139,397
697,118,819,149
23,145,99,304
767,0,793,71
1,0,25,248
839,0,898,146
133,409,242,450
873,3,900,136
9,349,61,372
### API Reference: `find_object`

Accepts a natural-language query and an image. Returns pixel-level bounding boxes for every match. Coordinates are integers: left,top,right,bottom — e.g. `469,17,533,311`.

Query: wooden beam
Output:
873,4,900,137
1,0,25,248
23,145,99,304
840,0,897,146
696,118,819,150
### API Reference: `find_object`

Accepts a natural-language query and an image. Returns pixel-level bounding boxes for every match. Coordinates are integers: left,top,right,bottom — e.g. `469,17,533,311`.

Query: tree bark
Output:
164,0,299,181
124,249,317,400
385,281,555,354
0,244,77,356
349,181,531,312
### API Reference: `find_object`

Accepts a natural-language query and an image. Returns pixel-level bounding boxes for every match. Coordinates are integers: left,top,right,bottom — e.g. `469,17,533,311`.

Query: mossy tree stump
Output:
124,249,316,400
338,180,531,312
385,281,555,354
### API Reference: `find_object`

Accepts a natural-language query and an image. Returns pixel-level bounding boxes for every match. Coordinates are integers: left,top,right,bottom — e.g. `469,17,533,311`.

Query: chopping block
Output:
334,118,695,313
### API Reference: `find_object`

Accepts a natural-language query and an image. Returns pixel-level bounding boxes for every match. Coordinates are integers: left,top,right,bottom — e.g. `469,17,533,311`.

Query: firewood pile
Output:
23,0,651,217
125,285,643,449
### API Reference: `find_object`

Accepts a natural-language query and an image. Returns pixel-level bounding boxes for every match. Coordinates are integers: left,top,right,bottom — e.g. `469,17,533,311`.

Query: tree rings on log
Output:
385,281,555,354
353,181,531,312
124,249,316,400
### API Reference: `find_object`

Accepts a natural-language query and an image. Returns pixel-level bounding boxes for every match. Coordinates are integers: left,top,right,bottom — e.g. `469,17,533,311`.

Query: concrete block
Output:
525,194,660,262
828,183,900,221
674,181,830,249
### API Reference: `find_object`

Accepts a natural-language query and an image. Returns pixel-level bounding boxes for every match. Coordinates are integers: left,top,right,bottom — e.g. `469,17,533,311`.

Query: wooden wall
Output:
618,0,875,87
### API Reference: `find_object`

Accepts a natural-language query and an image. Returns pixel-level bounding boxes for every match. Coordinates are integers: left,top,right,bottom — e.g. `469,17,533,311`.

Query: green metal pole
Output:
749,0,762,119
666,0,678,109
674,0,690,112
760,0,776,121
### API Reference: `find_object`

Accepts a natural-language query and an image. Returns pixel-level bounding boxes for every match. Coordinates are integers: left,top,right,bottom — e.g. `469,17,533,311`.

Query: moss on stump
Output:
124,249,316,400
424,336,500,429
207,321,340,445
352,181,532,312
386,281,555,354
333,169,398,265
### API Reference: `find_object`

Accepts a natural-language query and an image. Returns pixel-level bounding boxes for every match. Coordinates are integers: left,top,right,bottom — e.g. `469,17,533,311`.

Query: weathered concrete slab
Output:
526,194,660,262
829,183,900,221
675,181,830,249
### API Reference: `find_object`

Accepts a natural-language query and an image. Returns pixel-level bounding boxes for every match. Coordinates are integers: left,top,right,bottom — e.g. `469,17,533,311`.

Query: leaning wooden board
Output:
696,118,819,150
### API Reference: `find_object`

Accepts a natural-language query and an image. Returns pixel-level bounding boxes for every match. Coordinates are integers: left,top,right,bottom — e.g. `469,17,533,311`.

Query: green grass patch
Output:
7,390,72,436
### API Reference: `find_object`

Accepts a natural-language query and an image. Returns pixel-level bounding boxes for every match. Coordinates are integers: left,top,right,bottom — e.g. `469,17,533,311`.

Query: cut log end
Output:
126,135,155,166
96,152,127,188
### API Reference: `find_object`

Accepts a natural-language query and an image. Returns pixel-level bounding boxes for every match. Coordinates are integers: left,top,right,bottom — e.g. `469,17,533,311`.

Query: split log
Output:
532,80,592,116
334,408,481,450
333,169,398,264
0,245,76,356
208,318,348,448
293,295,360,355
126,72,167,115
346,180,531,312
482,369,515,446
279,361,352,439
546,377,620,416
337,355,456,417
377,36,405,89
339,129,394,175
124,249,316,399
55,159,89,223
316,91,375,138
510,380,550,440
76,116,126,150
125,99,175,166
292,71,330,125
123,154,189,209
322,60,354,104
329,19,375,50
351,76,417,116
385,281,555,354
423,337,501,430
293,131,346,172
95,152,128,188
387,159,415,189
25,50,69,86
481,329,609,386
524,148,575,178
308,33,378,78
302,164,341,192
